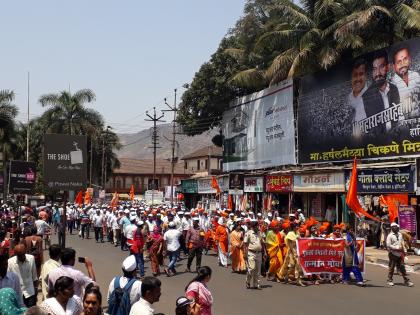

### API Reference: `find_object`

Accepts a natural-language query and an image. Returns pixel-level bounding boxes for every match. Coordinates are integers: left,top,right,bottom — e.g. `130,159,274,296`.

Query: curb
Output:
365,255,420,273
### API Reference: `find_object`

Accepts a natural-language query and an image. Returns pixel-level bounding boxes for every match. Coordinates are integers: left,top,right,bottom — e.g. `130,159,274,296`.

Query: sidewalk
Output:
365,247,420,272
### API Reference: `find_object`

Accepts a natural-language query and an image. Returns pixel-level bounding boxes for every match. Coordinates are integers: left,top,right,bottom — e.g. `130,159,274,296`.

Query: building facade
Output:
181,145,223,176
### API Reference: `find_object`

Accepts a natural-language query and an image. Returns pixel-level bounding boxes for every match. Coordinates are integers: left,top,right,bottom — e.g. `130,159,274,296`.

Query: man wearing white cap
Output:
107,255,142,314
386,222,414,287
164,222,182,276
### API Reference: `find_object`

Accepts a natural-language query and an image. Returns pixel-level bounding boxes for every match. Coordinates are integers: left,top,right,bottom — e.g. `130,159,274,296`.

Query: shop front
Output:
265,175,293,216
243,176,264,212
180,179,198,209
196,176,229,211
293,172,345,223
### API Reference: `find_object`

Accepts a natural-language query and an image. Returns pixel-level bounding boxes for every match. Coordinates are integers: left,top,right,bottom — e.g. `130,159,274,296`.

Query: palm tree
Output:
39,89,96,135
0,90,18,130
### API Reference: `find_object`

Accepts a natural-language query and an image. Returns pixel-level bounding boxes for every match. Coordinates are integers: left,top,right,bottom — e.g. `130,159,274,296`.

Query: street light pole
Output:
164,89,177,208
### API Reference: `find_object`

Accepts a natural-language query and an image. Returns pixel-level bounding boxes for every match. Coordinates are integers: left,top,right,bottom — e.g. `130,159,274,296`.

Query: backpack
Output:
108,277,136,315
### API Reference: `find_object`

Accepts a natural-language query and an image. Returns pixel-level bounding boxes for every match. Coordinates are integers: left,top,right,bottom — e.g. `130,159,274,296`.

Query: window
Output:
205,159,208,171
197,160,200,170
184,161,188,169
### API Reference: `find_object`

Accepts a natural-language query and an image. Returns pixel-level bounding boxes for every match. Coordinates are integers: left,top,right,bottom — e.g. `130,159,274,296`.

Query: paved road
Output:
56,232,420,315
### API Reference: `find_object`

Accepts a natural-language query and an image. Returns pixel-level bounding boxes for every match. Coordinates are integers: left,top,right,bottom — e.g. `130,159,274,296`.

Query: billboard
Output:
298,38,420,163
9,161,36,194
223,79,295,171
43,134,87,190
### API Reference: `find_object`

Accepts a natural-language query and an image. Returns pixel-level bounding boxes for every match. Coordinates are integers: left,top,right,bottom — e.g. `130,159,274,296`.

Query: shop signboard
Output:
345,166,415,193
181,179,198,194
244,176,264,193
266,175,293,193
43,134,87,190
416,158,420,195
9,161,36,194
223,79,295,171
297,238,365,275
229,174,244,190
197,178,216,194
144,190,164,204
294,173,345,192
298,38,420,163
398,205,418,242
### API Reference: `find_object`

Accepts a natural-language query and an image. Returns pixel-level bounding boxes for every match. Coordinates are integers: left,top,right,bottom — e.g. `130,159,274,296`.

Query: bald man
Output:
8,244,38,307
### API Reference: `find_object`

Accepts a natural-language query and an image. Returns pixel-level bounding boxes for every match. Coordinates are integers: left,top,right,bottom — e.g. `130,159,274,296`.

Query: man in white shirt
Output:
39,244,61,300
107,255,142,312
8,244,38,307
129,276,161,315
163,222,181,276
392,44,420,117
35,216,50,237
386,222,414,287
0,253,24,306
93,210,104,243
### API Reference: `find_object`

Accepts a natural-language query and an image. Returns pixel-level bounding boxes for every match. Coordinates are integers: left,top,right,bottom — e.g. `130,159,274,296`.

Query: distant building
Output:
181,145,223,176
107,158,192,193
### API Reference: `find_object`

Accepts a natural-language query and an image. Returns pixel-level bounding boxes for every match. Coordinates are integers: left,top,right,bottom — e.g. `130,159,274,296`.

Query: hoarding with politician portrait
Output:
223,79,295,171
298,38,420,163
43,134,87,190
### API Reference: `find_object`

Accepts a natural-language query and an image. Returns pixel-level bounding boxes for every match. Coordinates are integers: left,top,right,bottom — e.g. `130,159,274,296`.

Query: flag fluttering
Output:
129,185,135,201
111,191,119,209
75,190,83,205
84,191,91,205
211,176,221,195
346,158,381,222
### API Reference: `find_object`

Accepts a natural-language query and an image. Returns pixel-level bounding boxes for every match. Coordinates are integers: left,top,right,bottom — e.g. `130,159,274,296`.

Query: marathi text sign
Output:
345,166,415,193
43,134,87,190
9,161,36,194
181,179,198,194
223,79,295,171
244,176,264,192
297,238,365,275
398,205,418,242
265,175,293,192
298,38,420,163
294,173,345,192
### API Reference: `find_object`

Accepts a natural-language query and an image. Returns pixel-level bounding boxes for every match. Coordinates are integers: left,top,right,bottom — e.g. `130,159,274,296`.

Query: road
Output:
55,232,420,315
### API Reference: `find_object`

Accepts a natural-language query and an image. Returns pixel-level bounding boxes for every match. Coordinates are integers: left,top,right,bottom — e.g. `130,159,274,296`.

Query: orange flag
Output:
211,176,221,195
84,191,91,205
346,158,381,222
129,185,135,201
227,194,233,210
75,190,83,205
380,194,408,223
111,191,119,209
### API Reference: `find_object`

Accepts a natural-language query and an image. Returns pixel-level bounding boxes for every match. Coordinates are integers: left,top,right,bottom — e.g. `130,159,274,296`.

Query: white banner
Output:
223,79,295,171
294,173,345,192
243,176,264,192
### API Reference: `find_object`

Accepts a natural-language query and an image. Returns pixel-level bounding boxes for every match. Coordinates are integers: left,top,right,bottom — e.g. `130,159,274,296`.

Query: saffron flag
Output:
129,185,135,201
227,194,233,210
211,176,221,195
75,190,83,205
84,191,91,205
380,194,408,223
346,158,381,222
111,191,119,209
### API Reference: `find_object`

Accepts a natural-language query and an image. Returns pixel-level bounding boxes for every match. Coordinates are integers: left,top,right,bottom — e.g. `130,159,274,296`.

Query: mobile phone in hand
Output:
78,257,86,263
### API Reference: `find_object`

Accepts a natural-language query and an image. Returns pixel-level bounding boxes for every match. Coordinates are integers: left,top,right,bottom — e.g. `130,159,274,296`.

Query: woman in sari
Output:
215,218,229,268
0,288,27,315
41,276,83,315
265,220,284,282
185,266,213,315
148,226,164,276
230,222,245,273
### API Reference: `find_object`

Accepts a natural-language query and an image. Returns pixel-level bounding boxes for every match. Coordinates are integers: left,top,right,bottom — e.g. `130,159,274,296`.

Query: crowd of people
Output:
0,199,416,314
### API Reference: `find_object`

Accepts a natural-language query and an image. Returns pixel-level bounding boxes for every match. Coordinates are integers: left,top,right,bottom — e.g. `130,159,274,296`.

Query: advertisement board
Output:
345,166,415,193
298,38,420,163
43,134,87,190
265,175,293,192
229,174,244,189
9,161,36,194
297,238,365,275
144,190,164,204
398,205,418,242
223,79,295,171
181,179,198,194
243,176,264,193
294,173,345,192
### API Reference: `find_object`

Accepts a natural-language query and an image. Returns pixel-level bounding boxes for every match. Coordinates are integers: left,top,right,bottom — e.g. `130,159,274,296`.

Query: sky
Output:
0,1,246,134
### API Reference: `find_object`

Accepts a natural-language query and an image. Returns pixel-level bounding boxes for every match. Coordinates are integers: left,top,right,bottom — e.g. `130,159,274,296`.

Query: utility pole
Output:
101,126,111,190
164,89,177,208
145,107,165,206
26,72,30,162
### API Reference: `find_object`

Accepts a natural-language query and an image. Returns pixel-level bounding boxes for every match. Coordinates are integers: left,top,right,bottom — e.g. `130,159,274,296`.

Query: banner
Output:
294,172,345,192
297,238,365,275
345,166,414,193
43,134,87,190
298,38,420,163
265,175,293,192
223,79,295,171
229,174,244,190
181,179,198,194
243,176,264,193
9,161,36,194
398,205,418,242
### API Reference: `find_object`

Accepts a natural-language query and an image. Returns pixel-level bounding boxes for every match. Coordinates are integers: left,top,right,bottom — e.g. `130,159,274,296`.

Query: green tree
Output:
0,90,19,158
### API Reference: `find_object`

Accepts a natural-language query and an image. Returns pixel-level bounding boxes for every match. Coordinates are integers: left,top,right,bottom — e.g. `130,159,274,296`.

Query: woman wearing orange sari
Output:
265,220,284,282
230,222,245,273
215,218,229,268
